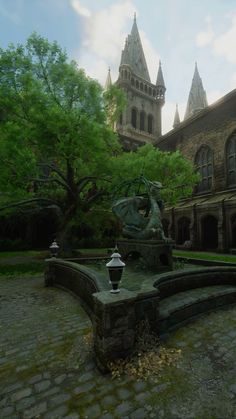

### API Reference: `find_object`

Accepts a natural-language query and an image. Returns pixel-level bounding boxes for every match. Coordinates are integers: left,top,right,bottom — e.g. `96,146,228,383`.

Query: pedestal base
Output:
117,239,173,272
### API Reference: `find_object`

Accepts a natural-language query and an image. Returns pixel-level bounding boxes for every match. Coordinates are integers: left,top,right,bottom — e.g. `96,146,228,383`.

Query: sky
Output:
1,0,236,133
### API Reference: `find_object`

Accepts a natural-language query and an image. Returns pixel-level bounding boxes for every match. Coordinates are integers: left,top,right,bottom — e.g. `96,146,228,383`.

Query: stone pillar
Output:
93,286,160,371
168,207,176,241
44,259,55,286
93,289,136,371
218,200,226,252
190,204,197,248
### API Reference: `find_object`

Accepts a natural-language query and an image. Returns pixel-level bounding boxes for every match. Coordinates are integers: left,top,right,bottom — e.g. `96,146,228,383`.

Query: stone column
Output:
93,289,137,371
218,199,226,252
93,285,160,371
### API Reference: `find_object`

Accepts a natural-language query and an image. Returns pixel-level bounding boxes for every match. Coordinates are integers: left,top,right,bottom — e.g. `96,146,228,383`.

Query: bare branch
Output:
77,176,111,192
0,198,60,212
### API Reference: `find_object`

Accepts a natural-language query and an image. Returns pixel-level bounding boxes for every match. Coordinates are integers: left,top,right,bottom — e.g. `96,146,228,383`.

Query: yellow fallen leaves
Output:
108,320,182,380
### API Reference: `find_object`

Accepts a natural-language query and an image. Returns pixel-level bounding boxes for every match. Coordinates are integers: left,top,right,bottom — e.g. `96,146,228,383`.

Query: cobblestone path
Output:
0,276,236,418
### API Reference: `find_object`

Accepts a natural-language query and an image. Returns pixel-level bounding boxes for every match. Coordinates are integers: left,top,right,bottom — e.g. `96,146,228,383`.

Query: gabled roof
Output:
120,14,150,82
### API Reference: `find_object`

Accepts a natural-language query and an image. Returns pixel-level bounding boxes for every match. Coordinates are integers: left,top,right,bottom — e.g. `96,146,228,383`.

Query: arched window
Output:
131,78,134,86
195,146,213,193
148,114,153,134
140,82,143,91
124,70,127,79
201,214,218,249
226,133,236,186
135,80,139,89
177,217,190,245
140,110,145,131
144,85,147,93
131,108,137,129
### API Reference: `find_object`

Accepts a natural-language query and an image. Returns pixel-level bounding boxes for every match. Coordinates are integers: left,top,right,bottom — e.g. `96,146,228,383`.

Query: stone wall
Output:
157,89,236,193
45,258,236,371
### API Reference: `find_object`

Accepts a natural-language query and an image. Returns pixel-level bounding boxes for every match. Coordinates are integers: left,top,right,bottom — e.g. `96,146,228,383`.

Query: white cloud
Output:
196,17,214,47
71,0,136,85
213,13,236,63
70,0,91,18
70,1,160,86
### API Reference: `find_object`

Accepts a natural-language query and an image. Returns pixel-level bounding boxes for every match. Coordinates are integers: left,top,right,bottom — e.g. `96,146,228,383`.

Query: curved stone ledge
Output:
153,266,236,299
45,258,109,314
44,259,236,370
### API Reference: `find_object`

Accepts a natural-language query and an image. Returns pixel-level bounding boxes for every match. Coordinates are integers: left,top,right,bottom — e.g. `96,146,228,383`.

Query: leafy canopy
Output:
110,144,199,205
0,33,123,215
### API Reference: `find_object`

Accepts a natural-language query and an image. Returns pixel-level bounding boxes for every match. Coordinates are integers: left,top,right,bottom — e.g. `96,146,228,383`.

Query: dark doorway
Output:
177,217,190,244
231,215,236,247
162,218,169,238
201,215,218,249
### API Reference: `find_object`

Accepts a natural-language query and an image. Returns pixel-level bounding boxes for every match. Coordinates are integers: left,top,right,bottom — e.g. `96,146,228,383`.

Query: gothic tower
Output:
184,62,208,119
115,15,166,146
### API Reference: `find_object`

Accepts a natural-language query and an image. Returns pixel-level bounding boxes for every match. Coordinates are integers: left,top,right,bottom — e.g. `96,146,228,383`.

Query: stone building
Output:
111,14,166,150
157,88,236,253
111,16,236,252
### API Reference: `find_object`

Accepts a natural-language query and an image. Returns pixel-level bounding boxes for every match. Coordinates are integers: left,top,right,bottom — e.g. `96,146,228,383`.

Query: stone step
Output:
159,285,236,332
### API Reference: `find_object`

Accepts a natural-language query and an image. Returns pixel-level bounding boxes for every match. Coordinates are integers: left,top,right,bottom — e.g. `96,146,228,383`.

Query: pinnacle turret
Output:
156,60,165,88
119,15,150,82
173,104,180,128
184,62,208,119
104,67,112,90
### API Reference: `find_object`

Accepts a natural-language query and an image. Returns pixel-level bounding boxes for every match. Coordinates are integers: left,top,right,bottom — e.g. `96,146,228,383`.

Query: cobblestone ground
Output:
0,276,236,419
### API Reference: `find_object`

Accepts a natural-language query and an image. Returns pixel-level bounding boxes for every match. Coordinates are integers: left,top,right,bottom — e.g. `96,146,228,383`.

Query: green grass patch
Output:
0,262,44,277
174,250,236,263
79,248,110,255
0,250,45,259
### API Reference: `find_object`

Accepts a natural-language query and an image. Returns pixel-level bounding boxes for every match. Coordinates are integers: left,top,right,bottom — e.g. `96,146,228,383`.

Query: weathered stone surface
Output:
34,379,51,393
1,275,236,418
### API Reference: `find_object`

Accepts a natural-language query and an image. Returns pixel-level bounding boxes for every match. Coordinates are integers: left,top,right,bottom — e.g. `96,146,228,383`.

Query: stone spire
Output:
173,104,180,128
104,67,112,90
120,14,150,82
156,60,165,88
184,62,208,119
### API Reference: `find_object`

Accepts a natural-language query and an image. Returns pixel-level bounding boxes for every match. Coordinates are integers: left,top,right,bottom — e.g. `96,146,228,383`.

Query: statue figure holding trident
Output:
112,176,167,241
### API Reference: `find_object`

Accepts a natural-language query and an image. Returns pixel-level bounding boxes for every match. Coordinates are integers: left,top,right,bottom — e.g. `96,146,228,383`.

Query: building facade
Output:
157,89,236,252
113,15,166,150
112,17,236,252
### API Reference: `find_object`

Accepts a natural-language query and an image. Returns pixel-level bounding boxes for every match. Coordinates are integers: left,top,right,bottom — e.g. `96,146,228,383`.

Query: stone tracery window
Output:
195,145,213,192
131,108,137,129
140,110,145,131
148,114,153,134
226,133,236,186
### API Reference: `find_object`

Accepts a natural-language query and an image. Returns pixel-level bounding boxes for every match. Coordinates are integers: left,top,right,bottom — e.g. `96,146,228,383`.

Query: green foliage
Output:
110,144,199,204
174,250,236,263
0,33,124,244
0,33,197,247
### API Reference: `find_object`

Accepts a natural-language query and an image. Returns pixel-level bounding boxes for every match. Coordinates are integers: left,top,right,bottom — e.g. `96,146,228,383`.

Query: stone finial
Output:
104,67,112,91
173,104,180,128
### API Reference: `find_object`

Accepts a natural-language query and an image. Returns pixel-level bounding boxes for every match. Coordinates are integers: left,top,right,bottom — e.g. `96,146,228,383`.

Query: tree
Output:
0,33,124,246
110,144,200,205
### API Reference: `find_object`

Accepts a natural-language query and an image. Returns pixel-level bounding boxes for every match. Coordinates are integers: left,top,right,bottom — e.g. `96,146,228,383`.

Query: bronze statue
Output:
112,177,167,241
